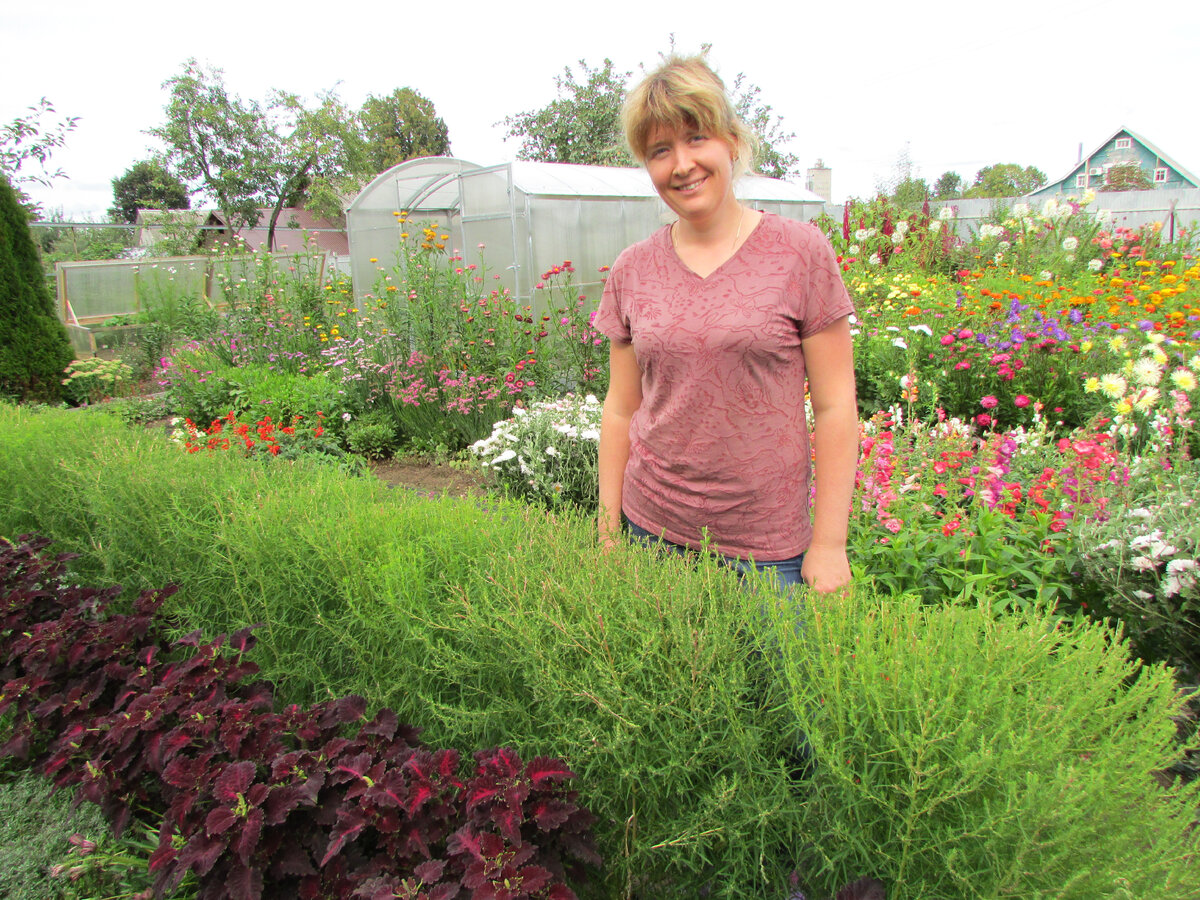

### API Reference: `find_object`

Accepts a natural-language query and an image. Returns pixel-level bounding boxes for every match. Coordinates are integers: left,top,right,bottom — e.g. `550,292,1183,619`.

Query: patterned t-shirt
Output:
594,211,855,561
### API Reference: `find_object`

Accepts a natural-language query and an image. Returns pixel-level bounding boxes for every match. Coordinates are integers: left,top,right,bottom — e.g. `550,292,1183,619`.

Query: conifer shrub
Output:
0,178,73,402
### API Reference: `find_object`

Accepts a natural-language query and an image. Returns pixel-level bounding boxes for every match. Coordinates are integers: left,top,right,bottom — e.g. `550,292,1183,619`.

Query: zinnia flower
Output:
1014,395,1031,408
980,395,999,409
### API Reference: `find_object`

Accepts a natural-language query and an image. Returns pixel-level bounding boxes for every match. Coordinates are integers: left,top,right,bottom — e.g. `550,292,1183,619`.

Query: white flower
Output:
847,244,860,255
545,446,559,457
1041,199,1060,219
511,406,527,416
1099,373,1128,399
938,206,954,221
1131,357,1164,387
908,324,932,336
1012,203,1031,218
1133,387,1161,412
891,232,904,245
1040,270,1054,281
490,448,517,465
868,253,881,266
580,428,600,441
1062,236,1079,251
585,394,599,405
894,221,909,235
1170,368,1197,391
1165,559,1199,598
979,224,1004,239
999,240,1011,250
854,227,877,242
891,338,908,350
929,223,942,233
1087,258,1104,272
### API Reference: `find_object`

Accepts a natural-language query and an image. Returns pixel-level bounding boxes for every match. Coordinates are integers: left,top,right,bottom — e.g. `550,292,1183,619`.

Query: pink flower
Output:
954,361,971,370
1014,395,1031,408
980,395,999,409
883,517,904,533
940,334,955,346
976,413,993,427
958,328,974,339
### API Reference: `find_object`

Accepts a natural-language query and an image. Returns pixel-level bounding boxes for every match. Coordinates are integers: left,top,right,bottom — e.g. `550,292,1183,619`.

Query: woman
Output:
594,55,858,594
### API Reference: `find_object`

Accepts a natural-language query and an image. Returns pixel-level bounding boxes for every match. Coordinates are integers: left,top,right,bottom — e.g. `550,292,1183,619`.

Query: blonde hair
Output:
622,55,758,178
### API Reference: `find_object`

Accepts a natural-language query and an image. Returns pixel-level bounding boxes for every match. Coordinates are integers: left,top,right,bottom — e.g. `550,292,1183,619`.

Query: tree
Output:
357,88,450,173
0,176,74,401
109,160,190,224
150,60,274,235
963,163,1047,198
501,55,801,177
876,145,928,208
1,98,79,213
1100,161,1153,192
932,171,963,199
501,59,634,167
728,74,799,179
151,60,363,250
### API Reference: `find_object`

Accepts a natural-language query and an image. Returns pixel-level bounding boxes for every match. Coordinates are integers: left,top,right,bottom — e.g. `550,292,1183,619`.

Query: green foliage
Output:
1101,161,1154,192
0,772,111,899
502,59,634,166
963,163,1048,198
60,357,133,406
357,87,451,172
0,98,79,214
501,54,800,177
0,403,803,898
1072,465,1200,676
150,59,273,233
774,588,1200,900
932,171,963,199
344,408,401,459
0,176,73,402
108,159,190,224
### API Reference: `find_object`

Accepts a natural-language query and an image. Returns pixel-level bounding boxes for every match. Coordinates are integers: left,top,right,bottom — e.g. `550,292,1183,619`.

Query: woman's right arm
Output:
597,340,643,550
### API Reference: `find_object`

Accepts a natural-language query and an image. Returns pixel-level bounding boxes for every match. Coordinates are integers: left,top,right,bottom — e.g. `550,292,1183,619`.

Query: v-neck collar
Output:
661,211,769,282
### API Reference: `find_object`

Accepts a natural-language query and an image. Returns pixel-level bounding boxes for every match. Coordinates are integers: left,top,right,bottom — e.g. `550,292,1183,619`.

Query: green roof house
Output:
1028,127,1198,199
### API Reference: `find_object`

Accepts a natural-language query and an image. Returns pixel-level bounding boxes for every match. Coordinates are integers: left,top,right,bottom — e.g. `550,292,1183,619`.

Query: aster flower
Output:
1099,373,1128,399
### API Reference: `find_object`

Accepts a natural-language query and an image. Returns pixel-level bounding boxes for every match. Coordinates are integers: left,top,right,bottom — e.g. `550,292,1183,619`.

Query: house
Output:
1029,127,1199,198
134,208,348,256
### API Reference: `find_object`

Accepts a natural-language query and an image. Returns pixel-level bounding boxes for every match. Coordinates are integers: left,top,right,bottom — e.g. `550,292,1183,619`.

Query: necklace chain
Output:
673,206,747,255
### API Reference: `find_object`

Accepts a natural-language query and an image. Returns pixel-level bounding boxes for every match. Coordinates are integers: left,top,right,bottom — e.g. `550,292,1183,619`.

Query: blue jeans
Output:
626,518,805,589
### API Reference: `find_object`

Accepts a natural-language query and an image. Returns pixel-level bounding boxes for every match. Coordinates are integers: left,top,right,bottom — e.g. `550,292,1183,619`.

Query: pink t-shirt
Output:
594,212,854,561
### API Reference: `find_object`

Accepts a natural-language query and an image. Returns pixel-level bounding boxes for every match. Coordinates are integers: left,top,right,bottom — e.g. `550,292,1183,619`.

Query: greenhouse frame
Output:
346,157,828,308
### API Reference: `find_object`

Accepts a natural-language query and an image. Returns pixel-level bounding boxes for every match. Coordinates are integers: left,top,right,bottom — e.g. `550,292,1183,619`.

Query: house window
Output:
1115,137,1132,149
1155,168,1169,183
1076,174,1088,188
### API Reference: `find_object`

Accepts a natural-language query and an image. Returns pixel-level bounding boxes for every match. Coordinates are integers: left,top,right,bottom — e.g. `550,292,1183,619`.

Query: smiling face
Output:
644,122,739,227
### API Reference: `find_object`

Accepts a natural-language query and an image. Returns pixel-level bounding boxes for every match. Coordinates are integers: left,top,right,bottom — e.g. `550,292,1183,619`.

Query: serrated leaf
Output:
214,760,257,801
525,756,575,787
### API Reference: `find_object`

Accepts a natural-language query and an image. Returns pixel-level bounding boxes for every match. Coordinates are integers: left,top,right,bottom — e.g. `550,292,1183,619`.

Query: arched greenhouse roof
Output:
348,156,826,212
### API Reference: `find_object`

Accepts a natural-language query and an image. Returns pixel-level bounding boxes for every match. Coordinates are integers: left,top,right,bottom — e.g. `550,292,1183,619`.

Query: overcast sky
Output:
5,0,1198,220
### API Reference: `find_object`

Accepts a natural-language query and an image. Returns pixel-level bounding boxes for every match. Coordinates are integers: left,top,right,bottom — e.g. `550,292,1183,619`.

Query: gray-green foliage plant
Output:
0,176,74,402
0,771,109,899
773,587,1200,900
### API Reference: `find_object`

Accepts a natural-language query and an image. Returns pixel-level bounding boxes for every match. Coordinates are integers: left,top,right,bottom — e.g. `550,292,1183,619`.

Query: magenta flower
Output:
980,395,999,409
1014,395,1031,408
976,413,993,427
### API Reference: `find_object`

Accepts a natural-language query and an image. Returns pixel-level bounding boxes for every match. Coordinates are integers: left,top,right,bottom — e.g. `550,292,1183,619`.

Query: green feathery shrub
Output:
773,587,1200,900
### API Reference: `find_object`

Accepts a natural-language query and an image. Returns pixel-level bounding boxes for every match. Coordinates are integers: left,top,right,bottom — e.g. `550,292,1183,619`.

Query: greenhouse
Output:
346,156,828,307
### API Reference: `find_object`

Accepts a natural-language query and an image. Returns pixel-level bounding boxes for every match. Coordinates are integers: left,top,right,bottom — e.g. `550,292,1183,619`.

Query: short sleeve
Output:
798,224,855,339
593,254,631,343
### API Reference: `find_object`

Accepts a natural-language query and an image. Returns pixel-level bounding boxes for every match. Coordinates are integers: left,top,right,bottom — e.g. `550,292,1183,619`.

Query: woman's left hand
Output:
801,543,851,594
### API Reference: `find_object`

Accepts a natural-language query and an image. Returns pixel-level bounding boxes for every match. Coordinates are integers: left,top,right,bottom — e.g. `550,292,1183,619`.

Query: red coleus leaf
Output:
546,886,579,900
530,799,574,831
414,859,447,883
214,760,258,801
233,806,264,865
225,858,264,900
178,832,225,876
525,756,575,787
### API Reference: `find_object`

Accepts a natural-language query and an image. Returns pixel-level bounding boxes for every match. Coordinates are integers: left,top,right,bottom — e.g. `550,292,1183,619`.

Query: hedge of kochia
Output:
0,404,803,899
4,403,1200,900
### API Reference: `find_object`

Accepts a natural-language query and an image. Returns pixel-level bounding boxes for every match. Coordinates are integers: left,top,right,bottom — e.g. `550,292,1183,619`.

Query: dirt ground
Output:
367,457,491,499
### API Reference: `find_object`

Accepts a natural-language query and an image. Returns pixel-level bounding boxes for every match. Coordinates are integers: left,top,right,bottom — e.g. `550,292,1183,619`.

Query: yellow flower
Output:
1114,397,1133,415
1083,376,1100,393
